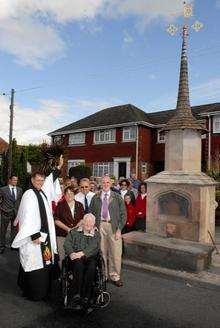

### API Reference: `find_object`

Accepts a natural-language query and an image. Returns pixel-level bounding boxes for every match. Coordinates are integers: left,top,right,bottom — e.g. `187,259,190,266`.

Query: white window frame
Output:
94,129,116,144
69,132,85,145
141,162,147,174
122,126,137,141
68,159,85,172
213,115,220,134
93,162,114,177
157,130,165,143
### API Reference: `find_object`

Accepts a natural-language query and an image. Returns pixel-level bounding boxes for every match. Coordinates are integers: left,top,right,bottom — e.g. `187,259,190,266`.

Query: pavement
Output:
0,226,220,327
0,249,220,328
123,226,220,291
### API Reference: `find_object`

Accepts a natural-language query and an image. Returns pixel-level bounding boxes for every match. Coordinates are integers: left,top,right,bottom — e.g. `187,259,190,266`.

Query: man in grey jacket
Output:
0,175,22,253
89,175,126,287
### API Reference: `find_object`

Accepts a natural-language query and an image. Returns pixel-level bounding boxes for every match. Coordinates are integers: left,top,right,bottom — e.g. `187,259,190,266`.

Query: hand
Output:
33,238,41,245
13,218,19,227
115,229,121,240
75,220,83,228
77,251,84,259
70,251,84,260
70,252,77,260
57,155,64,170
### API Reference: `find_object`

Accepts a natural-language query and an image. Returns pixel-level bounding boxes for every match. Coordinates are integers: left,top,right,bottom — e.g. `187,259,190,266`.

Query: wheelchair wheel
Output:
63,294,68,307
96,291,111,308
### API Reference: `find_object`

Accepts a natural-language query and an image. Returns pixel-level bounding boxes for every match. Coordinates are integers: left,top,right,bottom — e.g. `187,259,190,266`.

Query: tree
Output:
69,165,92,182
0,152,8,186
26,144,44,167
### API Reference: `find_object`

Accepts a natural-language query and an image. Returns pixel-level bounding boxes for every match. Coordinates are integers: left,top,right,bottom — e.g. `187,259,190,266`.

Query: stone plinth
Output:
165,129,202,172
123,231,214,272
147,171,217,243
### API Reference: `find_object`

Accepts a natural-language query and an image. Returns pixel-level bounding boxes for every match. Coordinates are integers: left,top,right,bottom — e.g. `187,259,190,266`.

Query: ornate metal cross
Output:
167,1,203,38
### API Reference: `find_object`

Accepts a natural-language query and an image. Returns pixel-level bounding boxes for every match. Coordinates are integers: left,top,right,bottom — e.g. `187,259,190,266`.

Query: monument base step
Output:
123,231,214,272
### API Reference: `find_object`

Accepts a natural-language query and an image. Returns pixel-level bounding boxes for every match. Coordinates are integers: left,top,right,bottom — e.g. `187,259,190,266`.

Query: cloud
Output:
123,30,133,44
0,0,104,68
147,77,220,112
69,97,123,122
73,98,120,112
0,17,65,69
105,0,192,33
149,73,157,80
191,78,220,104
0,0,188,68
0,96,72,144
0,96,121,144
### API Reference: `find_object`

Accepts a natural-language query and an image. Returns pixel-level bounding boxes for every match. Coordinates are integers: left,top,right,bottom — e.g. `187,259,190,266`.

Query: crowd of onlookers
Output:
55,173,147,235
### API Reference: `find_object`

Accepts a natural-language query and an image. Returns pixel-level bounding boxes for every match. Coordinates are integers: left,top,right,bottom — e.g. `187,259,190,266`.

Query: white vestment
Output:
12,173,60,272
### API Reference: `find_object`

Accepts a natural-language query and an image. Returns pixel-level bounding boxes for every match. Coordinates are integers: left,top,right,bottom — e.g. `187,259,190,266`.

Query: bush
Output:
69,165,92,182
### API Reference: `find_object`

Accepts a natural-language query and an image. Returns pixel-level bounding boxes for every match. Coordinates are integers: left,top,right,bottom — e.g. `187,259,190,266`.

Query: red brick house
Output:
49,103,220,179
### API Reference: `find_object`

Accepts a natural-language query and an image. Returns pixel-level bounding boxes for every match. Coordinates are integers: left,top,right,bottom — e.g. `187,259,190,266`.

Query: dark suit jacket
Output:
0,186,23,217
89,190,127,233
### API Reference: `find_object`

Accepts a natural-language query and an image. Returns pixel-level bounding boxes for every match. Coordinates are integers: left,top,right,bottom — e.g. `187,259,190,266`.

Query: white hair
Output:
83,213,96,225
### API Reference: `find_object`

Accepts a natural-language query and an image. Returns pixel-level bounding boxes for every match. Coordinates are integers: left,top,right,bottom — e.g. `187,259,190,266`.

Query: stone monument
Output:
123,3,216,272
146,24,217,243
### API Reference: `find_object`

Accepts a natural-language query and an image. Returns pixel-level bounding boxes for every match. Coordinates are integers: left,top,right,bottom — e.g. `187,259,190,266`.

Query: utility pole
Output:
7,88,15,179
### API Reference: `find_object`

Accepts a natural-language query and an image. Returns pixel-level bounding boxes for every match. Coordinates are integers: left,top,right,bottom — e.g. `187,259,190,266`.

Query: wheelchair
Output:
61,252,111,311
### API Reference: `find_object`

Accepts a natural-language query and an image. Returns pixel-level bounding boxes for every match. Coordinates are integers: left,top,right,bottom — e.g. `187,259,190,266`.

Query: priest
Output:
12,156,63,301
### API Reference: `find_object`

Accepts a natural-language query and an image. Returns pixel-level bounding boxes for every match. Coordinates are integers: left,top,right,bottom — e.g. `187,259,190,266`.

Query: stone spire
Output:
162,25,206,132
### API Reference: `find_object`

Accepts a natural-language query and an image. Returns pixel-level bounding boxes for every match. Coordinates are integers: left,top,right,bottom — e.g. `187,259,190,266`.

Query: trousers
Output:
69,257,96,299
0,211,16,248
100,221,122,282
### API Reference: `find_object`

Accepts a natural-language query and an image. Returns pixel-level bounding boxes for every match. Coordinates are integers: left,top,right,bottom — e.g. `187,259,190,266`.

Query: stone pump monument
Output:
123,2,217,272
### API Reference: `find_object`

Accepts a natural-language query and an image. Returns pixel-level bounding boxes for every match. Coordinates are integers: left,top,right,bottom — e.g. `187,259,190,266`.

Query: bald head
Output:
101,175,111,192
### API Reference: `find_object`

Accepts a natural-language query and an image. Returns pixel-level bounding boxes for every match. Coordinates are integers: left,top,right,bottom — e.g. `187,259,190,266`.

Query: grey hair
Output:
83,213,96,225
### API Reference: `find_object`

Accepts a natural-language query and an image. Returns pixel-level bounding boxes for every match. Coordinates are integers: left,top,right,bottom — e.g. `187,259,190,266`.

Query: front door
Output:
118,162,127,178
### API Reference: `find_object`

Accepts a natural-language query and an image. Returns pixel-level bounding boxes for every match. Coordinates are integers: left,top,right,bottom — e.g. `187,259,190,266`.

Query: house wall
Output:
67,129,136,163
137,126,153,177
56,116,220,178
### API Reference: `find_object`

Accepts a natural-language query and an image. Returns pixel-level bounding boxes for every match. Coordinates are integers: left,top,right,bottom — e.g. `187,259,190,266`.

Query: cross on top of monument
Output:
161,1,206,133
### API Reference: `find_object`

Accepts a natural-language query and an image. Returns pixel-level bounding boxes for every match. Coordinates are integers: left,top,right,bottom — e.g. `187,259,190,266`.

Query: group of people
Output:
58,174,147,234
0,156,148,306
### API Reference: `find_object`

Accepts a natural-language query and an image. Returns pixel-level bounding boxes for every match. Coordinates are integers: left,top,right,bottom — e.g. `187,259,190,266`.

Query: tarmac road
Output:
0,249,220,328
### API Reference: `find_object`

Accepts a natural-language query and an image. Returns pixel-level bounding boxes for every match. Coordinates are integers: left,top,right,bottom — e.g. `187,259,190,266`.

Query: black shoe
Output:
72,303,82,311
86,306,94,314
11,247,18,252
0,248,5,254
82,297,89,308
113,279,123,287
73,294,81,304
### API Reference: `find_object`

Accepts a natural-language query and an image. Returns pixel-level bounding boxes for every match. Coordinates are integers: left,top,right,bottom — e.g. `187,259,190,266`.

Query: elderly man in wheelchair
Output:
63,213,110,312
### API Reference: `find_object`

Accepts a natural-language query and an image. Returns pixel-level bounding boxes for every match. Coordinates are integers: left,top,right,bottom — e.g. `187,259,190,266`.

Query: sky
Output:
0,0,220,145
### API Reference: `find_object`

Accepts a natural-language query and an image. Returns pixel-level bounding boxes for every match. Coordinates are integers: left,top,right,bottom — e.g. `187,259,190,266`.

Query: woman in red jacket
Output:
54,185,84,267
135,182,147,231
122,194,136,234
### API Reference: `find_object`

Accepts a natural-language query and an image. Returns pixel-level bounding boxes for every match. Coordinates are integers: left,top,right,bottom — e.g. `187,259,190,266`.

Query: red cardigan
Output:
135,194,147,219
125,203,136,228
54,199,84,237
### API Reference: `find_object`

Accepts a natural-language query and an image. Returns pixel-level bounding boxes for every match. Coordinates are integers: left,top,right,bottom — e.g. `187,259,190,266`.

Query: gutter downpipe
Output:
135,124,139,178
208,115,211,171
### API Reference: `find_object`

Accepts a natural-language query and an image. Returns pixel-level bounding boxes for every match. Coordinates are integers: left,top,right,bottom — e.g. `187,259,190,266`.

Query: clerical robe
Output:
12,171,61,300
